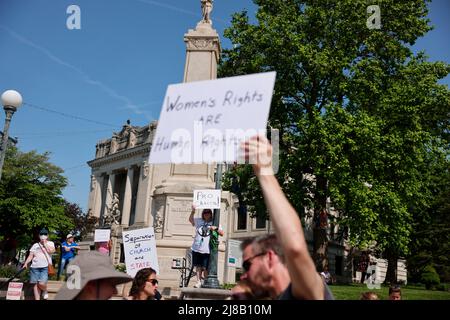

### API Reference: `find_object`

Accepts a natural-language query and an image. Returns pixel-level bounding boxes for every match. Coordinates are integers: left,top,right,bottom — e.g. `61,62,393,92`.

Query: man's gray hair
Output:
241,233,285,264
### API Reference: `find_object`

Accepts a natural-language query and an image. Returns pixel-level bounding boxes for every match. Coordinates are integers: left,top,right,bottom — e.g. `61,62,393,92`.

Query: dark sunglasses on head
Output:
242,251,267,272
147,279,158,285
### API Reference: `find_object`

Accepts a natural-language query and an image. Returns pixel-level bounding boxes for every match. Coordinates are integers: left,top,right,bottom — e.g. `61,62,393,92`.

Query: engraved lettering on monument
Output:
169,199,194,236
190,39,215,50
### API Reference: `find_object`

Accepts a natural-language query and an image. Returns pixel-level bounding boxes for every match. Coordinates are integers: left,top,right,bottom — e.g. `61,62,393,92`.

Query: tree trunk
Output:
313,224,328,272
313,176,329,272
384,250,398,284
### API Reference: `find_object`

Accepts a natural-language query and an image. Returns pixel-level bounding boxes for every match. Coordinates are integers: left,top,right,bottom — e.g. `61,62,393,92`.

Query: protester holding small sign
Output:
189,205,223,288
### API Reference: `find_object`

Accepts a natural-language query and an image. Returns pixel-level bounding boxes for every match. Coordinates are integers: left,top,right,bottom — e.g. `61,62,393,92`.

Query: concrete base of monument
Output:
179,288,231,300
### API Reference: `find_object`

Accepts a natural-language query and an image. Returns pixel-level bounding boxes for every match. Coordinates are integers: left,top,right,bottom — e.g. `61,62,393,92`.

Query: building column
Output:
104,172,116,216
121,167,134,227
91,174,103,218
133,164,150,226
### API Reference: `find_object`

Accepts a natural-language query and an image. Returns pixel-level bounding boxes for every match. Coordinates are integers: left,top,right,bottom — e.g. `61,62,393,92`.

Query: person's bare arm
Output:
189,204,196,226
23,252,34,269
243,136,324,300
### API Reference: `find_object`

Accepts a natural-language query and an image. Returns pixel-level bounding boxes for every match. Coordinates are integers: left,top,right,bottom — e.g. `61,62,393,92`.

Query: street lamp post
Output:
202,163,223,289
0,90,22,181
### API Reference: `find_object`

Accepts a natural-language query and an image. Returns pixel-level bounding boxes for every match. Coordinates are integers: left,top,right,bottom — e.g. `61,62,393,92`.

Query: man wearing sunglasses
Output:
240,136,334,300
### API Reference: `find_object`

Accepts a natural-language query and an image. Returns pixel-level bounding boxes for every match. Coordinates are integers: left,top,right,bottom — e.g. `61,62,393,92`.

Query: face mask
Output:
40,235,48,241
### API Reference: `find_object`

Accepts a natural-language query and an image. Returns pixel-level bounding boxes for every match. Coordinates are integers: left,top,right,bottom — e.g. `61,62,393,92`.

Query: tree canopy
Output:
0,146,74,247
220,0,450,281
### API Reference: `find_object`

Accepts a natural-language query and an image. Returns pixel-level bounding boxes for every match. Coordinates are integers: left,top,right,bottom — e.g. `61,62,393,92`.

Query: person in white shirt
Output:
320,266,333,285
23,228,55,300
189,205,223,288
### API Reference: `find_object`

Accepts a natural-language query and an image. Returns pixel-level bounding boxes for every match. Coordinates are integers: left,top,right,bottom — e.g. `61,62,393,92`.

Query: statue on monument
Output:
103,193,121,226
116,119,137,149
109,134,118,154
128,127,137,148
118,120,131,139
95,143,100,158
201,0,213,23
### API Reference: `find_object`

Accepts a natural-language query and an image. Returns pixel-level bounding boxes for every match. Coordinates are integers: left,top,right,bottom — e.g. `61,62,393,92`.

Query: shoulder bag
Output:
38,242,56,276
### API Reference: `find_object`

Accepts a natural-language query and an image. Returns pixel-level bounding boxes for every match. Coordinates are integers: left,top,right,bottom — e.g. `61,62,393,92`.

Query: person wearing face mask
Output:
23,228,56,300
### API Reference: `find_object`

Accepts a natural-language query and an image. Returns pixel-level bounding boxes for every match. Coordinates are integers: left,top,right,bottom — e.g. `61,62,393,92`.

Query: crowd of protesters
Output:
2,136,406,301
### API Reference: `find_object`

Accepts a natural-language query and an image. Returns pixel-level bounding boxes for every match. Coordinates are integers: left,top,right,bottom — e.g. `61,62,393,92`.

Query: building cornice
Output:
87,143,151,168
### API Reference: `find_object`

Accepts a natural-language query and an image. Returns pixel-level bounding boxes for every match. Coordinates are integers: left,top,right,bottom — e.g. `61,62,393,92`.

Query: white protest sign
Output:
193,189,221,209
122,227,159,277
149,72,276,164
6,282,23,300
227,239,243,268
94,229,111,242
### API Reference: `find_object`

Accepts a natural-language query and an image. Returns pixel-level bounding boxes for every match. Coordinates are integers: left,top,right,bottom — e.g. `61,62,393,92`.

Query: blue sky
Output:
0,0,448,211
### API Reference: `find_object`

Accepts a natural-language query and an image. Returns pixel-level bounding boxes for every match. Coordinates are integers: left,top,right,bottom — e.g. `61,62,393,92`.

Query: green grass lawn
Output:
329,284,450,300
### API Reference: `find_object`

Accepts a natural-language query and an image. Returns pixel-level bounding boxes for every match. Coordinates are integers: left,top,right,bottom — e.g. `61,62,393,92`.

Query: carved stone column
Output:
103,172,115,221
153,197,165,240
133,163,151,227
121,167,134,227
89,173,103,219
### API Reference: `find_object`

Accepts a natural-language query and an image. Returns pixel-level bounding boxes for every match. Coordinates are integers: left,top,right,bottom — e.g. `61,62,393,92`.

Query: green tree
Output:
60,201,98,241
0,146,74,247
220,0,449,281
408,154,450,284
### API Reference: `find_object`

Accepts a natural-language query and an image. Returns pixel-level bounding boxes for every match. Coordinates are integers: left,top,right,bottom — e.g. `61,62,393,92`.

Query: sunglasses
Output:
147,279,158,285
242,252,267,272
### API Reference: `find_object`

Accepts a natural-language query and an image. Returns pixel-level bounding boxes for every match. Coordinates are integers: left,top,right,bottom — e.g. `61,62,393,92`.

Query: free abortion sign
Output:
148,72,276,164
193,189,221,209
122,227,159,277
